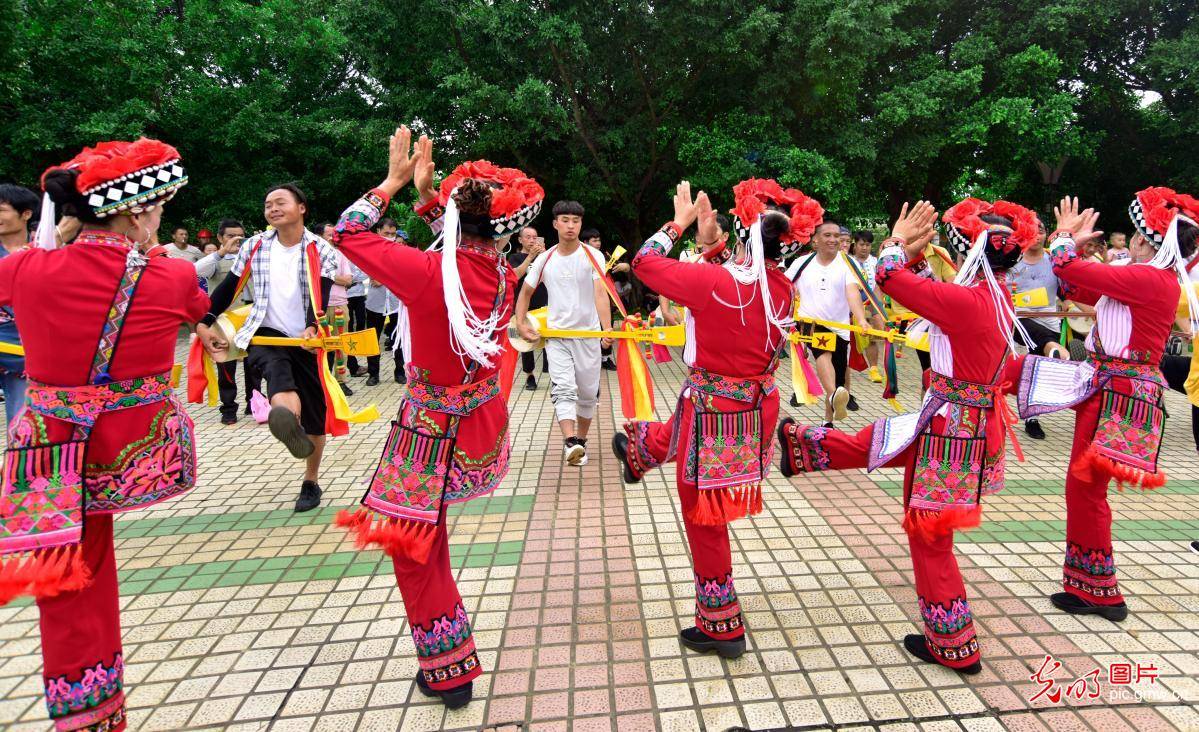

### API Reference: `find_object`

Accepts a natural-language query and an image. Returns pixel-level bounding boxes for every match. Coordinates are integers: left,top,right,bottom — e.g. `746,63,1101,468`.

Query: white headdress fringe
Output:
1148,213,1199,335
435,194,505,368
35,193,56,250
714,218,791,350
909,229,1032,356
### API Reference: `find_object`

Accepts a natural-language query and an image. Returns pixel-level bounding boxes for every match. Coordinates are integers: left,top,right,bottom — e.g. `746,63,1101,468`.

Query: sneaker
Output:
220,414,238,425
268,407,315,459
414,671,472,710
868,366,883,383
829,387,850,421
902,633,981,675
821,421,833,428
1189,540,1199,556
340,383,354,396
365,375,379,386
295,480,322,513
611,433,640,484
678,627,745,659
576,438,589,466
1049,592,1128,622
524,374,538,391
777,417,801,478
395,372,407,384
846,394,859,412
564,438,585,466
789,394,801,408
1024,419,1046,440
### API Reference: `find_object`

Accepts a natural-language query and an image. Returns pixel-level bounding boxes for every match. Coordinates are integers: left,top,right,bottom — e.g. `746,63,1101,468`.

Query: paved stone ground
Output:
0,338,1197,731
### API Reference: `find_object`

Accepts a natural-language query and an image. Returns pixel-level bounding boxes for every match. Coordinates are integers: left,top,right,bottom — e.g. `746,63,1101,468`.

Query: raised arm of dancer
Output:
631,182,721,313
1047,196,1166,306
331,126,435,304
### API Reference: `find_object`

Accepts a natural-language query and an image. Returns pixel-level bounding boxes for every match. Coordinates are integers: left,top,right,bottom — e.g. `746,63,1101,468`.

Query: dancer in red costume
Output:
1011,192,1199,621
779,199,1039,674
0,139,210,731
613,180,819,658
331,128,542,708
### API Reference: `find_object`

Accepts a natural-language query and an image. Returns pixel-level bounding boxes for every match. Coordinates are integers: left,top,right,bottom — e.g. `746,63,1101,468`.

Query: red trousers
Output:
1060,396,1124,604
784,422,982,669
625,392,781,641
1002,355,1123,605
37,514,127,732
391,517,482,690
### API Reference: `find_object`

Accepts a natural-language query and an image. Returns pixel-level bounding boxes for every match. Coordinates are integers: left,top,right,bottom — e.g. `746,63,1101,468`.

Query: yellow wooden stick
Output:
796,316,930,351
788,331,836,351
536,325,684,346
0,342,22,356
249,329,380,356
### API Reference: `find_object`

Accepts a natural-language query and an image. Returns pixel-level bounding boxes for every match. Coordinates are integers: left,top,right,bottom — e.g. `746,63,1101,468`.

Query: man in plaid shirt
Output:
199,183,340,512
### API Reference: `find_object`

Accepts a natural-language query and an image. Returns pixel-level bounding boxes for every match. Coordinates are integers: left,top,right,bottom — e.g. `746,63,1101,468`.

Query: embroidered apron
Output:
0,251,193,602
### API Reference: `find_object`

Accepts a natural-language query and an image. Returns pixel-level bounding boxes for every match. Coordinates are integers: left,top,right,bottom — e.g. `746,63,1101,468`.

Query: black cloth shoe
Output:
902,634,981,675
340,383,354,396
789,394,800,408
777,418,800,478
611,433,640,484
295,480,322,513
846,395,860,412
679,627,745,659
220,413,238,425
395,372,407,384
524,374,538,391
1024,419,1046,440
243,404,253,416
365,375,379,386
1050,592,1128,622
268,407,315,459
353,367,369,377
415,671,473,710
601,359,618,371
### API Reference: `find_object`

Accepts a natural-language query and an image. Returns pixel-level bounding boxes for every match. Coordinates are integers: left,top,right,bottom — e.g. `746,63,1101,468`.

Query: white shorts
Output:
545,338,601,422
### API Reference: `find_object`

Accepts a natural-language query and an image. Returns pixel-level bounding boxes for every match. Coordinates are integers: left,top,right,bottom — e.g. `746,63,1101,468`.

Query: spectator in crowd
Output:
198,183,340,512
515,200,611,466
1106,231,1130,262
787,220,868,425
850,230,884,383
364,218,406,386
0,183,37,422
166,225,202,262
582,228,619,371
344,239,370,377
1009,218,1069,440
838,225,852,252
197,228,214,250
196,218,263,423
508,226,549,389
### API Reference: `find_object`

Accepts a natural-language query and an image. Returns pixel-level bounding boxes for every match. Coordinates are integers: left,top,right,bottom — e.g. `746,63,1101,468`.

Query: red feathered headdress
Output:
41,138,187,219
437,160,544,239
1130,187,1199,246
942,198,1038,258
730,179,824,257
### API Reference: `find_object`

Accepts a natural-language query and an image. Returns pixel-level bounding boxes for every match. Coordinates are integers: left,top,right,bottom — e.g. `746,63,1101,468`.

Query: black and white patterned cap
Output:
83,160,188,219
1128,197,1165,247
490,200,543,239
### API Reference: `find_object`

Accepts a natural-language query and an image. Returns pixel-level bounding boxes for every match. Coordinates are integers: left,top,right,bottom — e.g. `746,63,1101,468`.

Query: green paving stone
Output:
217,571,254,587
180,574,220,590
260,557,294,570
162,564,196,579
495,552,522,565
120,580,150,595
497,540,522,554
197,560,236,575
312,565,345,580
321,553,354,566
282,568,315,583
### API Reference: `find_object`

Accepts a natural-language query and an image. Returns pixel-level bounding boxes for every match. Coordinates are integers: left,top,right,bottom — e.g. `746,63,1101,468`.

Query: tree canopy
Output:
1,0,1195,244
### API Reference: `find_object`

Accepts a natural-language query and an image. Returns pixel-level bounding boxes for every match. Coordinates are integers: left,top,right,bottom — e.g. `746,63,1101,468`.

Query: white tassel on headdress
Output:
1148,213,1199,335
716,218,791,350
909,230,1033,356
35,193,56,250
437,194,505,368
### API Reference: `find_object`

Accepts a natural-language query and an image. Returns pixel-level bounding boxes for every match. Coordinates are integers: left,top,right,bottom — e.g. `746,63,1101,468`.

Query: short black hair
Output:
0,184,39,219
217,218,244,236
312,222,334,235
580,228,600,241
173,226,188,235
852,230,874,244
715,213,730,234
375,217,399,231
552,200,585,218
265,182,308,208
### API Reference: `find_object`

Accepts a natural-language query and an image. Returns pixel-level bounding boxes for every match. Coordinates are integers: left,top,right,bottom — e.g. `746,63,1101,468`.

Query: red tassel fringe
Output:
0,544,92,606
335,509,436,564
902,505,983,544
686,484,764,526
1072,446,1167,491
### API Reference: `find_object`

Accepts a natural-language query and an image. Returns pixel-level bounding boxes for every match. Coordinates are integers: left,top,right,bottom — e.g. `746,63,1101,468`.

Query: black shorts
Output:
246,327,327,436
808,324,849,386
1017,318,1061,355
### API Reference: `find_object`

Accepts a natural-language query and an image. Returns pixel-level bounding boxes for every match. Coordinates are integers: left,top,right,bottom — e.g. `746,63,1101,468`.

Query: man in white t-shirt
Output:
786,220,868,425
514,200,613,466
